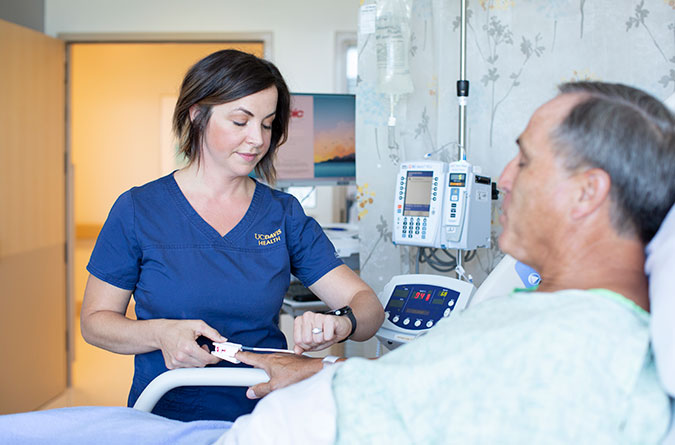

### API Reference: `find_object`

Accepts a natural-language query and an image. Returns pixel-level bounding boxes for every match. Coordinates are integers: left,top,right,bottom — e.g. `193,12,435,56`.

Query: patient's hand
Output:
236,351,324,399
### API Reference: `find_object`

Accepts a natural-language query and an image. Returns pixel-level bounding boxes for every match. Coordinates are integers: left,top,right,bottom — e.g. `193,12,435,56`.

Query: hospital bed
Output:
0,368,271,445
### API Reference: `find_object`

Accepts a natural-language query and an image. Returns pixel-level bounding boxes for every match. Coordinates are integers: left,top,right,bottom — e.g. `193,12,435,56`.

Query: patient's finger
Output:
236,351,271,370
246,382,272,399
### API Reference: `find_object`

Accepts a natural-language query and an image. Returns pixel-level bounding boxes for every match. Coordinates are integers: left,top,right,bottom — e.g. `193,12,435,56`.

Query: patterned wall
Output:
355,0,675,295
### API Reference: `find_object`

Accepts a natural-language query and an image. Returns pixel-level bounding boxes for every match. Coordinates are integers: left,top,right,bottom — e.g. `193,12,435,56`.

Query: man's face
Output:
497,94,582,269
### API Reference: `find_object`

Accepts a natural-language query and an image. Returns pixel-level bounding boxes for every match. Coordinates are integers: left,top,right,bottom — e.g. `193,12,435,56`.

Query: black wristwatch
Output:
324,306,357,342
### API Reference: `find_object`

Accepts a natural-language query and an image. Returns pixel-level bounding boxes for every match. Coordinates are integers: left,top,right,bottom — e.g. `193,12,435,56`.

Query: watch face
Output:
327,306,351,316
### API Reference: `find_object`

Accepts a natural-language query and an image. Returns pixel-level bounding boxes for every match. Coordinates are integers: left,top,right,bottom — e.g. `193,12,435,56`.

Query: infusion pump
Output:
393,160,492,250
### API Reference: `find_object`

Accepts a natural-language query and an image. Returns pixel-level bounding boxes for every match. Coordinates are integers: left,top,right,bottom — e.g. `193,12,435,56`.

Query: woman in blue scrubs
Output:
79,49,385,422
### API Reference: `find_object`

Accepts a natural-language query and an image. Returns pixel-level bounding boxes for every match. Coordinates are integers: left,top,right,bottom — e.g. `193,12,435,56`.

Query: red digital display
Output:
413,291,432,301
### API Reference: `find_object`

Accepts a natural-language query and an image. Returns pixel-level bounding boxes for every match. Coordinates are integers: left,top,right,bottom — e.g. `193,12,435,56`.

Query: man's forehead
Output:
534,93,584,127
519,93,585,147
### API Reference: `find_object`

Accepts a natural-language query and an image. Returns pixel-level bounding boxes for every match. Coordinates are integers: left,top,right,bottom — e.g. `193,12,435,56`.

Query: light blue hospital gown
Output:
333,289,670,444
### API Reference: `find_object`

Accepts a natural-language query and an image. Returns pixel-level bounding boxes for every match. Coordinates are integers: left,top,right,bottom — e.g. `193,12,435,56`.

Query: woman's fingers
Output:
160,319,225,368
293,312,340,353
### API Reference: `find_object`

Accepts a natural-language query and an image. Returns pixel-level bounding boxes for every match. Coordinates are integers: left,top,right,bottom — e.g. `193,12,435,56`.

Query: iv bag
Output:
375,0,414,96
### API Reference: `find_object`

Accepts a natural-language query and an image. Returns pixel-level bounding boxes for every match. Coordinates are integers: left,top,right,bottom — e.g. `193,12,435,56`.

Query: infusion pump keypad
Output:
401,216,427,239
384,283,460,330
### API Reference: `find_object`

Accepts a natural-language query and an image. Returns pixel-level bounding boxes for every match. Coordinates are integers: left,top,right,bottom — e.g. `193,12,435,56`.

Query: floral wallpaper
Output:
355,0,674,297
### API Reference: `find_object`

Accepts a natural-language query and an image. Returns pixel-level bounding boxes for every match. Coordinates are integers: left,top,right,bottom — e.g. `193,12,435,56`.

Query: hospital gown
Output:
333,289,669,444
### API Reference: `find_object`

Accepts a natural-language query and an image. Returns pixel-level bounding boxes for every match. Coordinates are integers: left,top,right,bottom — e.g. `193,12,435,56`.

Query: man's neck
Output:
536,234,649,311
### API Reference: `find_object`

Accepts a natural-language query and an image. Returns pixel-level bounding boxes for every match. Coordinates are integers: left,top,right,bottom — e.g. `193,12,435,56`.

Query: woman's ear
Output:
189,104,199,122
571,168,611,219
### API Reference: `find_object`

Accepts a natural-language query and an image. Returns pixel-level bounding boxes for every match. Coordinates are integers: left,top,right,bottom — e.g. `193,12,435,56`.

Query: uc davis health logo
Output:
255,229,282,246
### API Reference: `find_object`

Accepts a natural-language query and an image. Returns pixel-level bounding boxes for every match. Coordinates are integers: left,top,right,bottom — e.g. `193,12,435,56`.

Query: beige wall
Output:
70,42,263,227
45,0,360,94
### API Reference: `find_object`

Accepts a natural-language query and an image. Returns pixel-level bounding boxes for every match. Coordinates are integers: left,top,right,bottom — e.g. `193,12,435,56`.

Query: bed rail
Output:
133,367,269,412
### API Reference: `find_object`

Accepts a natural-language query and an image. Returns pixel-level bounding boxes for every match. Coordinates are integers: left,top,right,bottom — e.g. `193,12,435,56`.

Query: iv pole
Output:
455,0,472,283
457,0,468,162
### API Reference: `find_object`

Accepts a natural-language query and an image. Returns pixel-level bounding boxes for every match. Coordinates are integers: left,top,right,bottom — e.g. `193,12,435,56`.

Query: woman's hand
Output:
292,311,352,354
155,319,227,369
235,351,323,399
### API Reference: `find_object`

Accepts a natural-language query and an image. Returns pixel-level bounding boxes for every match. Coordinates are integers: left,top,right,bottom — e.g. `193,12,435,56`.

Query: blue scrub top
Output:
87,173,343,421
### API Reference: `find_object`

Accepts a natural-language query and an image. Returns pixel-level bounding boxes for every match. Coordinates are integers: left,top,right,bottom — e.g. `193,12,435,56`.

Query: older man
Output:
221,82,675,444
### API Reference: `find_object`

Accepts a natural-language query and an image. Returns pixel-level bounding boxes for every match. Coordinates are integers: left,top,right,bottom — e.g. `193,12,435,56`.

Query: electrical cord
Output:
416,247,477,273
463,249,477,262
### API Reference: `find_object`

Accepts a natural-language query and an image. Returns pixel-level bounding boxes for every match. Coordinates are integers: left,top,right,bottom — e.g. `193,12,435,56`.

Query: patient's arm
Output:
236,351,332,398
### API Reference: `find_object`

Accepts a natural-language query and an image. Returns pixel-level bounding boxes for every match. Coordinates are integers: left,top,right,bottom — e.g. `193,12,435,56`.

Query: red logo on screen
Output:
291,108,304,118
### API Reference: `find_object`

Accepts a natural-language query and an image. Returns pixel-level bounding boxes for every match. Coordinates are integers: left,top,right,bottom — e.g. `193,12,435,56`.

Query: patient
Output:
1,81,673,445
221,81,675,444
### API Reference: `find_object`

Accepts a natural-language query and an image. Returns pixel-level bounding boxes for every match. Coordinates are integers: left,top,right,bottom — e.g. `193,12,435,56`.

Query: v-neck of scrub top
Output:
165,173,263,246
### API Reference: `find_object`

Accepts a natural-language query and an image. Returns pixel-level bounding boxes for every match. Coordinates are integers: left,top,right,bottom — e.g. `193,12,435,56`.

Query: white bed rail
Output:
133,367,269,412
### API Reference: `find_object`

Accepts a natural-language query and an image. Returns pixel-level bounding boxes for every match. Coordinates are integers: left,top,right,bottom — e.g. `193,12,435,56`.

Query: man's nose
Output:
498,157,517,193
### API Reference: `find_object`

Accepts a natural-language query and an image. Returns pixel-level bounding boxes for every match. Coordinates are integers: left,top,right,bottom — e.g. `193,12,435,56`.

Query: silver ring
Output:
312,327,323,335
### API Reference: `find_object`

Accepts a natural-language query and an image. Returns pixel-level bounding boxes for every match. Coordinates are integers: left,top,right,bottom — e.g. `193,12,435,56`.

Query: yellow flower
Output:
563,68,600,83
356,183,377,221
480,0,515,11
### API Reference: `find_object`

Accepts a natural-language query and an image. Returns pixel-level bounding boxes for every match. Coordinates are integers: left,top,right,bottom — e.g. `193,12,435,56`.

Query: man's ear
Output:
571,168,611,219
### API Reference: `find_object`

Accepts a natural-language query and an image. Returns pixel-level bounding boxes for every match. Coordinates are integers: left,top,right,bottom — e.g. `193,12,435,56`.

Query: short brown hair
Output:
172,49,291,184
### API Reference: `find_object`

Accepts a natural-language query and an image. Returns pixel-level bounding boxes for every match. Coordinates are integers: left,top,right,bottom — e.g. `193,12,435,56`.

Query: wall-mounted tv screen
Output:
272,93,356,187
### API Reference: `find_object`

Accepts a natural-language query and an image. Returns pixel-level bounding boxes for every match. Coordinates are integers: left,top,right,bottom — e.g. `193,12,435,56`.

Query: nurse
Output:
80,49,385,422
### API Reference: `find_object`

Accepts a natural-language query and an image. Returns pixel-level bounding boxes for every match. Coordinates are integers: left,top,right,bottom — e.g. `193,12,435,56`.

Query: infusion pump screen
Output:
403,171,433,217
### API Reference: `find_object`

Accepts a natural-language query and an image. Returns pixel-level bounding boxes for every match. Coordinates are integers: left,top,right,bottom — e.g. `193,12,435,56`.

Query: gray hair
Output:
552,81,675,244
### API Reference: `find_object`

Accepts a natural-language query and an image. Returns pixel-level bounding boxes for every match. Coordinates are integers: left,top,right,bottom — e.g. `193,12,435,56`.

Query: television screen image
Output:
273,93,356,187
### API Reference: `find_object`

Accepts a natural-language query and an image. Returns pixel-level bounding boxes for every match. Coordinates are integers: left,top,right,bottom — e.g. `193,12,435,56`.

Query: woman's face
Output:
196,86,278,178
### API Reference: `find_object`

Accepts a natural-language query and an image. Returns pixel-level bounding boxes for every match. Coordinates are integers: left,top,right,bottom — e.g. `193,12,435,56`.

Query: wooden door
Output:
0,19,67,414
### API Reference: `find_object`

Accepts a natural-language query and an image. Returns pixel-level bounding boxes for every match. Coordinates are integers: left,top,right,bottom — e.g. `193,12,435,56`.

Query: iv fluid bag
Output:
376,0,414,95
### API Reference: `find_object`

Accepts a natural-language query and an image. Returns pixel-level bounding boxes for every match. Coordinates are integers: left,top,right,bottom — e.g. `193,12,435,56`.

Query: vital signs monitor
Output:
375,256,540,350
376,274,474,349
